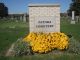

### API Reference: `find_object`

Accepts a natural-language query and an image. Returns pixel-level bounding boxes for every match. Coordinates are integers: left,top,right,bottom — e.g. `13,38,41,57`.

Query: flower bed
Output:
23,32,69,53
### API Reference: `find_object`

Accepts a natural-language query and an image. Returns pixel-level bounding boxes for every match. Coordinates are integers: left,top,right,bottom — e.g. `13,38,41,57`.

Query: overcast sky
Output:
1,0,71,14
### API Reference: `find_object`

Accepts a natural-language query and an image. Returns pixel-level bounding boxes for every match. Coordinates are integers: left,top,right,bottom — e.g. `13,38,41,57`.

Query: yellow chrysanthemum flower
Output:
23,32,69,53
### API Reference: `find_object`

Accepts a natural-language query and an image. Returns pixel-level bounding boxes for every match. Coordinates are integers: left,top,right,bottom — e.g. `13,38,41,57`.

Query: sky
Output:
1,0,72,14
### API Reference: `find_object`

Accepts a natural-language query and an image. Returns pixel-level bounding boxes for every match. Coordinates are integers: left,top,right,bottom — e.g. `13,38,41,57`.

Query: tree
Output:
68,0,80,16
0,3,8,18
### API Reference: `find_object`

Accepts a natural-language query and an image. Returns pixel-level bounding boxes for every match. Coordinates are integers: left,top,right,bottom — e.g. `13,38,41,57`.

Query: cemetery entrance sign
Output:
29,4,60,33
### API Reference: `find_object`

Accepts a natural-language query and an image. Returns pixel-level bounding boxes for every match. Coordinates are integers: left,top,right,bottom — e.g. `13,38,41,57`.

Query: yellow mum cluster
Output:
23,32,69,53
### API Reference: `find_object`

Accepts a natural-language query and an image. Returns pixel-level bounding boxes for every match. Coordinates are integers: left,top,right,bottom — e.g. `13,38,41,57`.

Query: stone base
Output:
71,20,75,24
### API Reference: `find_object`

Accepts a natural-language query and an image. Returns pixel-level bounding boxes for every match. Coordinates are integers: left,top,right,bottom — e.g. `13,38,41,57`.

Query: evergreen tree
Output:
68,0,80,16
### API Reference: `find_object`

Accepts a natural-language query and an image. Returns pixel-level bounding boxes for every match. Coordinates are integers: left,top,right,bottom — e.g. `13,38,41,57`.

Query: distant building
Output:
0,3,8,18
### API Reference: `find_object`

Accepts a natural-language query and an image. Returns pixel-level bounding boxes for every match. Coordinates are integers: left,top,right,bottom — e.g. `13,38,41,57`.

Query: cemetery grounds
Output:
0,17,80,60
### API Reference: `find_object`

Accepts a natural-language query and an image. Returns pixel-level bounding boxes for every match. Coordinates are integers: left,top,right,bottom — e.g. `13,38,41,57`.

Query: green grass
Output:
0,20,29,56
0,18,80,60
61,18,80,41
0,54,80,60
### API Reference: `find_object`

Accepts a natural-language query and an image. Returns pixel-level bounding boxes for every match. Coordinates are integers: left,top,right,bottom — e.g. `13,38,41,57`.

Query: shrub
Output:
13,38,33,56
67,37,80,54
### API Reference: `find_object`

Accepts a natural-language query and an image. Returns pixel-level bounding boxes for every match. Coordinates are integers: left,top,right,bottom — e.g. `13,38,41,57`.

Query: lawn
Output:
61,17,80,41
0,18,80,60
0,20,29,56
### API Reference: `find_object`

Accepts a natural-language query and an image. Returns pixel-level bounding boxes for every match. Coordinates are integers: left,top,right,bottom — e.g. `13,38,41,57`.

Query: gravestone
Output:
71,11,75,24
29,4,60,33
76,16,79,23
20,16,23,21
23,13,26,22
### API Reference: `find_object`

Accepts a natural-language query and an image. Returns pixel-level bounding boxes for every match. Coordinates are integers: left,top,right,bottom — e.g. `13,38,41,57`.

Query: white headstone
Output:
29,4,60,33
76,16,79,22
23,14,26,22
20,16,22,20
